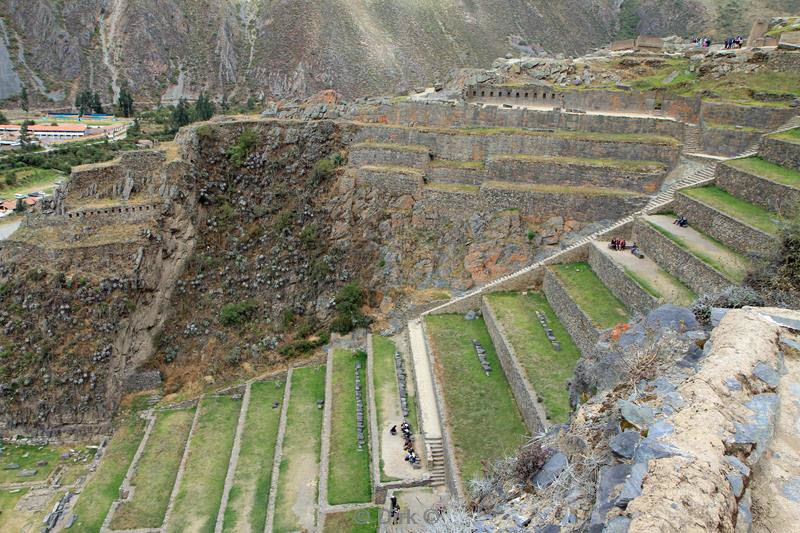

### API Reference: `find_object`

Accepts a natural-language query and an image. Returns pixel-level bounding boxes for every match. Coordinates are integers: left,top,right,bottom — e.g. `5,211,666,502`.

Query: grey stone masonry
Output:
632,218,733,294
674,190,777,257
759,136,800,172
542,267,601,356
588,243,655,317
716,161,800,215
349,146,431,168
481,297,547,434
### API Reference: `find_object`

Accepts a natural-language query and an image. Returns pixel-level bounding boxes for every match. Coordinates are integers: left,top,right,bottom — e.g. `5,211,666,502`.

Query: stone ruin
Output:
536,310,562,351
472,340,492,375
394,351,411,419
355,360,366,451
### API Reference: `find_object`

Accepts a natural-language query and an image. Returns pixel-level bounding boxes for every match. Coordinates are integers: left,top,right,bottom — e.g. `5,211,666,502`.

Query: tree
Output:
20,86,29,113
91,91,104,114
193,91,215,122
129,118,141,136
117,82,135,117
0,111,7,124
75,90,94,116
169,99,192,132
18,120,33,150
246,96,255,112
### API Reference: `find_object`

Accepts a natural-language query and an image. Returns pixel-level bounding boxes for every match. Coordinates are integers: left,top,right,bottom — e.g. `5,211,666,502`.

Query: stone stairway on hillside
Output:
683,124,702,153
424,437,447,486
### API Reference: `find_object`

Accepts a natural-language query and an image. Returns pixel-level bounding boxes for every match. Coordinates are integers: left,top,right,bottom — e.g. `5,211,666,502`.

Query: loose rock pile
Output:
394,351,410,419
355,361,366,451
472,340,492,375
536,310,562,351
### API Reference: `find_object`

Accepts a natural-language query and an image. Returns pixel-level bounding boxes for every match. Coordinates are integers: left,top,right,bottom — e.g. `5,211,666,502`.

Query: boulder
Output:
533,452,567,489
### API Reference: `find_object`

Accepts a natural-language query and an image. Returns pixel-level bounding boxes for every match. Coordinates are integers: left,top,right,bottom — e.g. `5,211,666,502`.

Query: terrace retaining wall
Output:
699,101,796,130
699,126,762,157
717,162,800,215
481,297,547,434
542,267,601,356
632,219,733,294
674,191,777,257
587,243,656,317
759,136,800,172
349,147,431,168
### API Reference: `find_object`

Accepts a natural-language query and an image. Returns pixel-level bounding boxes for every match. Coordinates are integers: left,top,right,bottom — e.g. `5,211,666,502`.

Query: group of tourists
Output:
390,421,419,465
674,215,689,227
609,238,627,251
724,36,744,49
389,496,401,525
692,37,713,48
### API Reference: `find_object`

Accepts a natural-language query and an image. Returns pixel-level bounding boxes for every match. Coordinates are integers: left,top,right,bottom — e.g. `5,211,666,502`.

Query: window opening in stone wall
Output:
516,93,520,98
481,91,485,97
490,91,494,96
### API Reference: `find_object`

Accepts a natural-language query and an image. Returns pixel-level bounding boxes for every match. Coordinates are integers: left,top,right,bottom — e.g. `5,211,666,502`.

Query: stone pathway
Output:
593,241,695,305
161,403,201,531
264,368,292,533
317,349,335,529
367,334,382,487
645,214,749,280
407,321,440,441
214,382,251,533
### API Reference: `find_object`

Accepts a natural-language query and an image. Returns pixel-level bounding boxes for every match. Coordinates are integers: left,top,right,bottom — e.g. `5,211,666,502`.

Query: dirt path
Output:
645,214,749,280
407,320,441,440
594,242,695,305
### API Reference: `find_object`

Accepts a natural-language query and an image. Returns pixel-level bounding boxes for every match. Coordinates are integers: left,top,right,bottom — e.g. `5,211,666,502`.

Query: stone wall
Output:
481,297,547,433
123,369,163,393
352,126,680,167
674,191,776,257
354,168,422,195
587,243,655,317
632,219,732,294
428,166,484,185
348,147,430,168
699,126,762,157
759,136,800,172
699,101,796,130
767,50,800,72
486,157,665,193
717,162,800,215
22,203,161,229
542,267,600,355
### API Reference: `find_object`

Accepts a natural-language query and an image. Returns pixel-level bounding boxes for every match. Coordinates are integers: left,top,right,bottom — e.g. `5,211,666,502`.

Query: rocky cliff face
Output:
4,0,790,106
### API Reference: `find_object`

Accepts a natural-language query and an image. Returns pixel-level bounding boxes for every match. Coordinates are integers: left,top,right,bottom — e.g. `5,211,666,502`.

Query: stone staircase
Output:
683,124,702,153
425,437,447,486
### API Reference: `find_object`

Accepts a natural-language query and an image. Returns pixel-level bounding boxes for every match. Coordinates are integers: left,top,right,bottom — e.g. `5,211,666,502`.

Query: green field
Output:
274,366,326,533
683,186,781,236
70,416,147,533
772,127,800,144
0,442,79,483
425,315,528,482
0,166,63,200
372,336,418,439
222,381,285,533
328,349,372,505
490,154,666,172
485,292,581,423
110,408,195,529
323,508,379,533
726,157,800,188
550,263,629,329
168,396,241,533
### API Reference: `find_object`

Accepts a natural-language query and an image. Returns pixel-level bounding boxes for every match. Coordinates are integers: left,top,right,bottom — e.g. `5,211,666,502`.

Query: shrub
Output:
219,299,259,326
330,283,372,334
512,443,549,485
690,286,764,325
277,331,329,358
226,127,258,167
4,172,17,186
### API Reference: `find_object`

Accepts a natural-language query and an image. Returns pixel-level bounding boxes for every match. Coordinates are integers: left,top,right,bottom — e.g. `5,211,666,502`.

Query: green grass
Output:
550,263,629,329
274,365,326,533
328,349,372,505
683,185,781,235
351,142,429,153
484,180,642,197
360,164,423,176
623,267,662,298
111,408,195,529
222,381,285,533
726,157,800,188
458,126,680,145
425,315,528,481
70,416,147,533
429,159,485,170
647,220,749,283
323,508,379,532
485,292,581,423
0,167,63,200
771,128,800,144
704,122,764,133
0,442,70,483
168,397,241,533
490,154,666,172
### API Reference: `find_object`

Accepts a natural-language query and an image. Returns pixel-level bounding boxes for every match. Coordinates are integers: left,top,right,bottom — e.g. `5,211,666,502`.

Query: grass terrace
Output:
360,164,424,176
110,408,195,529
424,182,480,193
682,186,781,236
273,365,326,533
222,381,285,533
703,122,764,133
725,157,800,188
485,292,581,423
550,263,629,329
0,442,72,483
328,349,372,505
771,127,800,145
0,488,31,530
490,154,666,172
168,396,241,533
484,180,643,196
70,417,147,533
425,315,528,482
350,142,430,153
0,167,63,200
323,508,379,532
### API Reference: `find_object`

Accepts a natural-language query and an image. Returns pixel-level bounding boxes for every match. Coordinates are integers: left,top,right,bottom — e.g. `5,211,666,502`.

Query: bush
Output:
512,443,549,485
4,173,16,186
745,212,800,308
219,299,259,326
691,286,764,325
330,283,372,334
226,127,258,167
277,331,329,358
